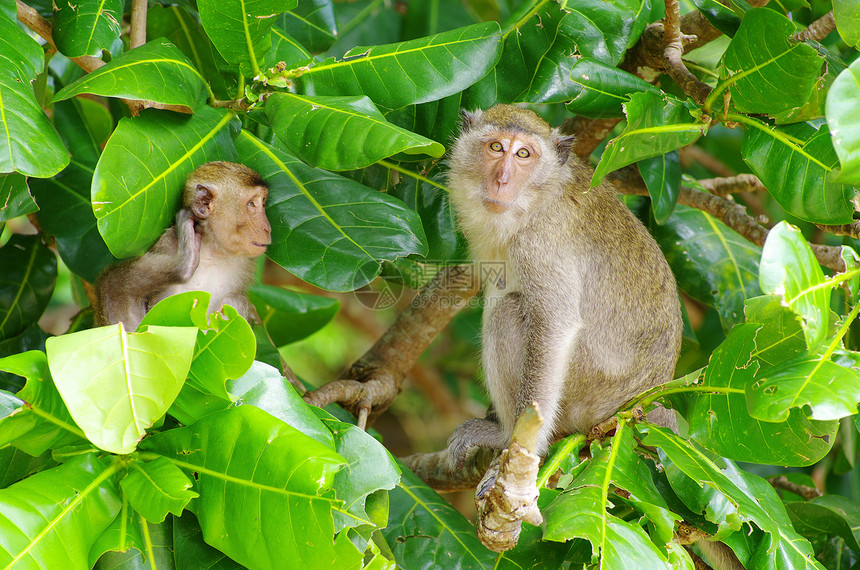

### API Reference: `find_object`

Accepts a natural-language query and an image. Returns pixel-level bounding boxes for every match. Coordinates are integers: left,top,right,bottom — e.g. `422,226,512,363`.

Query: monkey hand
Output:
446,417,509,469
175,208,201,282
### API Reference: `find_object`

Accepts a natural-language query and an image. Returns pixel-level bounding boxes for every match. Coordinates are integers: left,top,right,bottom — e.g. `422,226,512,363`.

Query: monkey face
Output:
480,133,541,213
225,185,271,257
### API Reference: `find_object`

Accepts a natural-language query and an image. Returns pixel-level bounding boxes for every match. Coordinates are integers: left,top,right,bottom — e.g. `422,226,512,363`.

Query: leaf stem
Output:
536,433,585,488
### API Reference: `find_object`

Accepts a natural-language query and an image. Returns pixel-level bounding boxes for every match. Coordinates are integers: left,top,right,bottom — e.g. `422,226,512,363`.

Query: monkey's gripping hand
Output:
447,417,510,469
174,208,202,282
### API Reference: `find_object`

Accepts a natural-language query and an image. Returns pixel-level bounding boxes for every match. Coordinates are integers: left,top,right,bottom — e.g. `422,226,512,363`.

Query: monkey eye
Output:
516,148,530,158
489,141,503,152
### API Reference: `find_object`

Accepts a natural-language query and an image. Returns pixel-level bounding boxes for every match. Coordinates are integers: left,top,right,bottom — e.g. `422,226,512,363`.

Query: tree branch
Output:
768,475,823,500
794,10,836,42
662,0,713,104
129,0,148,49
303,265,480,425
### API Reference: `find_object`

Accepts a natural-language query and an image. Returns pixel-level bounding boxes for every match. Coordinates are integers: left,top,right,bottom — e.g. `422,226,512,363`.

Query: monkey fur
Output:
94,161,272,331
446,105,682,465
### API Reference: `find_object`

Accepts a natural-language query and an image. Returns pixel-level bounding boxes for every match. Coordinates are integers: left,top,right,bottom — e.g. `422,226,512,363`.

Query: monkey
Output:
445,105,683,466
94,161,272,331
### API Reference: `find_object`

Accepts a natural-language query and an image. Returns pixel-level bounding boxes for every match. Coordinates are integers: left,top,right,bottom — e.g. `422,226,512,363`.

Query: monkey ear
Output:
192,184,215,220
555,134,575,165
459,109,479,131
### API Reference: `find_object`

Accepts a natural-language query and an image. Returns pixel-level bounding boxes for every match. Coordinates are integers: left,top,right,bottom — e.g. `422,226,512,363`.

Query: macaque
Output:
446,105,682,466
94,161,271,331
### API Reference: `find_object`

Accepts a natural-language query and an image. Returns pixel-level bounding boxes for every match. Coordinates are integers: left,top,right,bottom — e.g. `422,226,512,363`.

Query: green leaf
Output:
46,324,198,454
0,351,85,456
639,151,680,225
684,317,835,466
267,26,314,70
0,174,38,223
142,405,362,569
834,0,860,48
692,0,742,37
653,205,761,332
173,511,245,569
383,464,497,568
0,454,121,569
294,22,502,110
198,0,297,77
0,235,57,341
228,360,334,447
826,59,860,185
321,417,400,531
787,495,860,550
563,0,647,65
53,0,123,58
718,8,823,115
759,222,830,350
741,121,854,225
141,292,256,408
561,58,659,116
265,93,444,170
542,424,672,567
248,284,339,346
236,131,428,291
592,92,705,186
30,163,113,283
0,11,69,177
278,0,337,53
641,426,823,569
146,4,234,101
92,106,237,258
54,39,209,112
121,457,198,523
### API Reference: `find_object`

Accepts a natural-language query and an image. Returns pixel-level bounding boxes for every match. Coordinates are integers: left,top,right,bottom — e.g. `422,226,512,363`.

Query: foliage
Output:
1,0,860,568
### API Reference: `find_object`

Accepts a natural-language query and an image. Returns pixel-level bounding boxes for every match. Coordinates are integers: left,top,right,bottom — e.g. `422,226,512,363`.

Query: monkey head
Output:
449,105,574,217
183,161,272,257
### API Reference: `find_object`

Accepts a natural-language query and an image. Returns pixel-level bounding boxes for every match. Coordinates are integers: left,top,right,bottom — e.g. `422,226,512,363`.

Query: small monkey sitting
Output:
94,161,272,331
446,105,682,466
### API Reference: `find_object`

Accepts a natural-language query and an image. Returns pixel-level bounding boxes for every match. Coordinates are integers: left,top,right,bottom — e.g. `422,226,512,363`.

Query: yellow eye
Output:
516,148,530,158
489,141,503,152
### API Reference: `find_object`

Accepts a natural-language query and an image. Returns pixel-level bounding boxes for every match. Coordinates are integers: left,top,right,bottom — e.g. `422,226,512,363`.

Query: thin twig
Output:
663,0,713,104
768,475,822,500
129,0,148,49
794,11,836,42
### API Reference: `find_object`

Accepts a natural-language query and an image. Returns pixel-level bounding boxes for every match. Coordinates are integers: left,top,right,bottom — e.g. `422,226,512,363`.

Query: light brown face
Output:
481,132,540,213
230,184,271,257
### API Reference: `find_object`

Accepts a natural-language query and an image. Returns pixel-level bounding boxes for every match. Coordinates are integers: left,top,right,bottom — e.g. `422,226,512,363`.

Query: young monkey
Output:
446,105,682,466
94,161,272,330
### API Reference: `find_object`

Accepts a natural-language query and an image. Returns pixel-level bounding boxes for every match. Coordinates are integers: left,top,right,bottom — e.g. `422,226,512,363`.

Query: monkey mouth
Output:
251,241,269,248
482,198,513,213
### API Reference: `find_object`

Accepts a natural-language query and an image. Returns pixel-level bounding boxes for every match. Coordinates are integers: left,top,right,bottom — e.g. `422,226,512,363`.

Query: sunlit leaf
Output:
826,59,860,185
53,0,123,58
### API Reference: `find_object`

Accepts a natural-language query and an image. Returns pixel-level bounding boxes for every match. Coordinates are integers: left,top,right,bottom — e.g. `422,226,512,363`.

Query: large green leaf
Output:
53,39,209,112
383,465,497,568
198,0,297,76
0,235,57,341
542,424,674,567
294,22,502,110
53,0,123,58
146,5,233,100
248,284,339,346
0,10,69,177
0,351,85,455
826,59,860,185
834,0,860,47
641,426,823,569
236,131,427,291
46,324,198,454
563,0,648,65
592,92,705,185
0,454,122,569
718,8,823,115
266,26,314,70
684,315,836,466
639,151,680,225
787,495,860,551
759,222,830,350
558,58,659,116
278,0,337,53
92,106,236,258
141,405,362,569
265,94,444,170
653,205,761,332
741,122,854,225
30,162,113,283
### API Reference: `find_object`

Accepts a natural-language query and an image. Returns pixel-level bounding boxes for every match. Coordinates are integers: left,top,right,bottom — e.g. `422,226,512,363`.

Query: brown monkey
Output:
94,161,271,330
445,105,682,465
